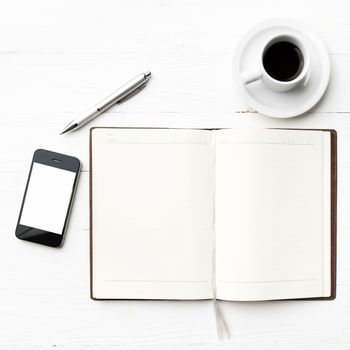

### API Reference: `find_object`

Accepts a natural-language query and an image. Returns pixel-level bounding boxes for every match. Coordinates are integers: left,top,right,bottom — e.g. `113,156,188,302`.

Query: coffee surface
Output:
263,41,304,82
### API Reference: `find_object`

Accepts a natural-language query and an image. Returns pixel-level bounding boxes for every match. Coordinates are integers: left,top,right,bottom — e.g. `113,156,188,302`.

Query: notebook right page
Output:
215,129,331,301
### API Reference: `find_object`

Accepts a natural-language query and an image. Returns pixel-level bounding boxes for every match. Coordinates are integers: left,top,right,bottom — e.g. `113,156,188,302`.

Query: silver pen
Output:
60,71,152,134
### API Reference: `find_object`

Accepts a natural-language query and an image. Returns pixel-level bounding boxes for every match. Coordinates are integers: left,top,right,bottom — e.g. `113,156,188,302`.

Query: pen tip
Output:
145,71,151,78
60,123,78,135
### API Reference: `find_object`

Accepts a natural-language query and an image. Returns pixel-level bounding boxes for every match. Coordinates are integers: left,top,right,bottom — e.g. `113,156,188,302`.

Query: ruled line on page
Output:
218,279,317,284
106,279,209,283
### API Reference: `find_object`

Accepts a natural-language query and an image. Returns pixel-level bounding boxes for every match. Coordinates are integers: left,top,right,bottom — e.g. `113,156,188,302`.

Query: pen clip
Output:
116,82,147,104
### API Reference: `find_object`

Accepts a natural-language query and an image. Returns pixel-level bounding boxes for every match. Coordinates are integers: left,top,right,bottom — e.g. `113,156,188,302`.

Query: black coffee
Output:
263,41,304,82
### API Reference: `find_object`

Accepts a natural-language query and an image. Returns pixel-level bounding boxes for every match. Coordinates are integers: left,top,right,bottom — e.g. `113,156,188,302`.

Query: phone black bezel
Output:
15,149,80,247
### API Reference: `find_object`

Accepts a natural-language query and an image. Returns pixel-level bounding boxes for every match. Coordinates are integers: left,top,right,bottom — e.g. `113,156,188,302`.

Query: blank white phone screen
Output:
20,162,76,235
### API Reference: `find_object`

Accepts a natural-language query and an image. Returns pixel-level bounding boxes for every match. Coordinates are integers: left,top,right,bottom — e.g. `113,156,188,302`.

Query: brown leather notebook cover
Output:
330,129,337,299
89,128,337,301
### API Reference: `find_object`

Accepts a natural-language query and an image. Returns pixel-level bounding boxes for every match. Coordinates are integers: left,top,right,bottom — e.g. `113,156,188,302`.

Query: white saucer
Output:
233,19,330,118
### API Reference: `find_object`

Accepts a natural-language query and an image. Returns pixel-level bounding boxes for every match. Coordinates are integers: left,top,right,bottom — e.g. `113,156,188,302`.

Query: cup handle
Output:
240,70,261,85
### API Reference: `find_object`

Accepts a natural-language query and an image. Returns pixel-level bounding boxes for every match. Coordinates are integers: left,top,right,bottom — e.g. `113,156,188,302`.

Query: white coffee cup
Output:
240,33,310,92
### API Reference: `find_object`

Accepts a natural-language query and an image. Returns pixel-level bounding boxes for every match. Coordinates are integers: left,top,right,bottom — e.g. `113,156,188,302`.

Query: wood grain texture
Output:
1,0,350,348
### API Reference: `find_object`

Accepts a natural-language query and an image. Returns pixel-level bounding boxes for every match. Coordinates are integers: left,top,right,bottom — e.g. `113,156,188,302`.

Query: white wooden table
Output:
1,0,350,348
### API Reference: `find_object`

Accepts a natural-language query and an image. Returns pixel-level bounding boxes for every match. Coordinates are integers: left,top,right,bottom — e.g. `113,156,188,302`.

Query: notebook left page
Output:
90,128,215,300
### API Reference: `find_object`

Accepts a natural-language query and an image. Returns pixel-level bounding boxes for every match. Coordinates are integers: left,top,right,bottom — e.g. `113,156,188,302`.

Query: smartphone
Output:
15,149,80,247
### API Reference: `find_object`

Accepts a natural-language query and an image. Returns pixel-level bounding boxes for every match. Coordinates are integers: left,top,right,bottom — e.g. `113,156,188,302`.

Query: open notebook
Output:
90,128,336,301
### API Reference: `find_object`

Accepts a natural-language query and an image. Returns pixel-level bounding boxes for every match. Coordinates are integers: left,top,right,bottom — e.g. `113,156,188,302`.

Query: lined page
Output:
215,129,331,301
91,128,214,300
